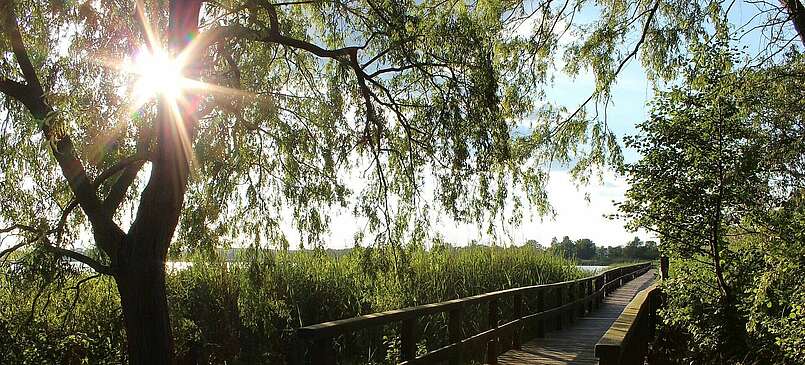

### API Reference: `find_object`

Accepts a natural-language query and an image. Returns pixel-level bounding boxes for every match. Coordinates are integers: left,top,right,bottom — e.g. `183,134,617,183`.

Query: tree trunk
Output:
783,0,805,46
116,256,174,365
112,2,204,364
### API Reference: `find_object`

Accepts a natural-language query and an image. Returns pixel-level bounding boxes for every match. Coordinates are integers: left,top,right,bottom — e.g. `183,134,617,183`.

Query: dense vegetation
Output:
2,0,805,363
0,244,583,364
0,0,652,360
620,40,805,364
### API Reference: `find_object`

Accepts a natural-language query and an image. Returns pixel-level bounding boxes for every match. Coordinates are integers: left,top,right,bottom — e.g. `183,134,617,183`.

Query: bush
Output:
0,263,125,365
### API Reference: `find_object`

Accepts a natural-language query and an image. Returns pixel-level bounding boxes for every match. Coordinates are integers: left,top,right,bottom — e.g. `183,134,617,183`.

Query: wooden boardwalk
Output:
497,270,656,365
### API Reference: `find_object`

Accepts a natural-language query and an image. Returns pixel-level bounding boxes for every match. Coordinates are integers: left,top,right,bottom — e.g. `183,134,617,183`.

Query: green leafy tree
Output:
607,245,623,260
3,0,805,363
641,240,659,259
574,238,595,260
0,0,633,362
619,42,767,350
622,237,641,260
551,235,576,259
618,39,805,361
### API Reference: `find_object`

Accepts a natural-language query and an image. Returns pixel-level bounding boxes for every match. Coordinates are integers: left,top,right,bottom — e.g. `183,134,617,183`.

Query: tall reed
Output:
1,244,583,364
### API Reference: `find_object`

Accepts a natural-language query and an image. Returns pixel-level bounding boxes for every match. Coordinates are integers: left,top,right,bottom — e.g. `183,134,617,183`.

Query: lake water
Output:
577,265,608,273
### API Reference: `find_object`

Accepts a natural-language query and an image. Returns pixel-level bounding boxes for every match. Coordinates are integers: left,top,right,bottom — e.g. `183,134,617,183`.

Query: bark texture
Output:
783,0,805,46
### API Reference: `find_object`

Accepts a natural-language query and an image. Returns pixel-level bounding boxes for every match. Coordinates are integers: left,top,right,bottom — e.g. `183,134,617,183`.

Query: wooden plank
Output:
595,284,659,364
497,270,655,365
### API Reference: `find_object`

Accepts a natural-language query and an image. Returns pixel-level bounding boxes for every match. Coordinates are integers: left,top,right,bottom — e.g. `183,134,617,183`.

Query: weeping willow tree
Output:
1,0,803,363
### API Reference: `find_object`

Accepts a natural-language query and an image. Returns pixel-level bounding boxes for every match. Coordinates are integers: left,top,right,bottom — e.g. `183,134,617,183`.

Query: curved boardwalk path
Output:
497,269,656,365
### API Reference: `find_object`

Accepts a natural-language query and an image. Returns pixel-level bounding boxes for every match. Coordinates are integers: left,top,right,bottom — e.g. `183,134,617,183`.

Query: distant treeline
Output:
160,237,660,268
524,236,660,263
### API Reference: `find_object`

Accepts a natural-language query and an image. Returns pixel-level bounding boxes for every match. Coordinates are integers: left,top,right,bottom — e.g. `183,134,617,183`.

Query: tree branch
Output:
103,160,147,213
0,224,112,276
0,223,40,234
551,0,659,138
1,2,124,258
367,62,447,78
0,78,40,112
2,2,43,95
42,239,113,275
782,0,805,46
0,239,32,260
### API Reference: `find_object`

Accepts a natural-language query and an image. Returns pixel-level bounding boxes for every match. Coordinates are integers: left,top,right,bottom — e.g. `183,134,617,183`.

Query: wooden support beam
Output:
536,288,545,338
311,337,336,364
400,318,417,361
556,286,564,330
487,298,499,364
513,292,523,349
448,306,464,365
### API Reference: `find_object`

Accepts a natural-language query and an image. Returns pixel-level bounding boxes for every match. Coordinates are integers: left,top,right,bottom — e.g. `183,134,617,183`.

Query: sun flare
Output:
127,47,187,106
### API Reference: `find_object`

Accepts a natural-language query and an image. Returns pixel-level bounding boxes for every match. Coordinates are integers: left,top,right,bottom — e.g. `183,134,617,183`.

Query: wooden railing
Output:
594,283,662,365
293,262,652,364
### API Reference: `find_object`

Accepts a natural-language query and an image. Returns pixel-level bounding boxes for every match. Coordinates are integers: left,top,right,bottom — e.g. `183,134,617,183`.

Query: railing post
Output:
568,282,576,323
585,278,593,315
513,292,523,349
660,256,669,280
609,271,615,291
576,281,583,317
311,337,336,364
448,305,464,365
581,280,589,316
648,291,657,337
599,275,605,303
597,275,604,306
536,287,545,338
487,298,499,364
400,318,417,362
555,286,563,330
291,334,304,365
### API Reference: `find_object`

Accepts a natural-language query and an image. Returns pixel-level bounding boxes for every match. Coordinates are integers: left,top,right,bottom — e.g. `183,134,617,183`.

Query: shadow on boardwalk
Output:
497,270,656,365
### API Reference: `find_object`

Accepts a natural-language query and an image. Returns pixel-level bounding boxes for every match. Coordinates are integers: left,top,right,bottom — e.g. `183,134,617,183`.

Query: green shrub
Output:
0,268,125,365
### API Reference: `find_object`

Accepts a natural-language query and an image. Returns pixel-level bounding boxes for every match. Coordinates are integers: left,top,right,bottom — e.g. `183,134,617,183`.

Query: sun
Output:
127,47,188,106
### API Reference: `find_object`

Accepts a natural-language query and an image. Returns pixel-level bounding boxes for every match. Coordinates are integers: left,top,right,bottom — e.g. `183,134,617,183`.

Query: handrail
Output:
295,262,652,364
595,283,662,365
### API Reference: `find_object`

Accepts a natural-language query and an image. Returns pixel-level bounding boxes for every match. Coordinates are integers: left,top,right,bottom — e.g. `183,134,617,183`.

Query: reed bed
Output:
0,244,583,364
